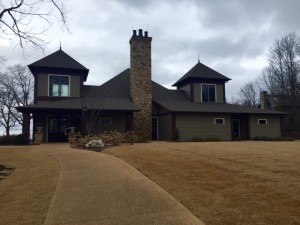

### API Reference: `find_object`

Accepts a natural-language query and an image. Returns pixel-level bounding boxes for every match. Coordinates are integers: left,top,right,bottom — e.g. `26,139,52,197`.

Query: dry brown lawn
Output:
0,146,59,225
104,141,300,225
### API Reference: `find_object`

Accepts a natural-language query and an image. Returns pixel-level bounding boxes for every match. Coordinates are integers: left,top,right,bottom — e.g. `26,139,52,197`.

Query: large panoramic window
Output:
49,75,70,97
201,84,216,102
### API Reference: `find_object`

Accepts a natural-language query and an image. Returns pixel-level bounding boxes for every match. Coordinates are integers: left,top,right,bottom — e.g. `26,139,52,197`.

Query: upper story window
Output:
201,84,216,102
49,75,70,97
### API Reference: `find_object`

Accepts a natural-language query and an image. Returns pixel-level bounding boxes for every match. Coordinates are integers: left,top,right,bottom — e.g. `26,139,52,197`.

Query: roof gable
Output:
173,61,231,87
28,49,89,80
83,69,131,99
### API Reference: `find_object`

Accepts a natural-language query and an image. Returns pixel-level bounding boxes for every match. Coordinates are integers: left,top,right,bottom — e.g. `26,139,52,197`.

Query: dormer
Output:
173,61,231,103
28,49,89,103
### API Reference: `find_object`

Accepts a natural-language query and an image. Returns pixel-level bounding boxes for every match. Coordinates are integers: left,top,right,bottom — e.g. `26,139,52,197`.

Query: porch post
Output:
22,111,30,141
81,105,88,136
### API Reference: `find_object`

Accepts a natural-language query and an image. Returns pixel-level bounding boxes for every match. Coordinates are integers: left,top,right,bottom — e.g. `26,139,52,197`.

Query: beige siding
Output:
193,83,201,102
176,113,231,141
216,83,224,103
37,74,48,96
36,74,81,97
70,76,81,97
193,83,224,103
93,112,126,133
249,115,281,139
159,114,172,140
178,84,191,99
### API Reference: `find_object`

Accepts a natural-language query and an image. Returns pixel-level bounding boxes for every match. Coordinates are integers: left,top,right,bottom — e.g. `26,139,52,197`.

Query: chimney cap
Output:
138,29,143,37
129,29,152,43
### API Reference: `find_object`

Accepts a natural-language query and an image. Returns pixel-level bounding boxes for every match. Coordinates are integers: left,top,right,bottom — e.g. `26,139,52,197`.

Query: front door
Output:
48,116,69,142
232,119,240,140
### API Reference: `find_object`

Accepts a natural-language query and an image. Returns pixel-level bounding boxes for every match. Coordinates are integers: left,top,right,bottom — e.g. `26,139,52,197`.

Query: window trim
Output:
201,83,217,103
48,74,70,97
258,119,268,125
214,118,225,125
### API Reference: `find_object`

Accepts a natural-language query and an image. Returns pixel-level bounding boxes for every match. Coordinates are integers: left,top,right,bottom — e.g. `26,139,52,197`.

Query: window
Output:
99,117,111,126
258,119,267,125
202,84,216,102
214,118,225,125
49,75,70,97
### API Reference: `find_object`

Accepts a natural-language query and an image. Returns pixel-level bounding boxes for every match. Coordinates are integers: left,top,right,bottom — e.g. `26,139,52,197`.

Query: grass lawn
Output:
104,141,300,225
0,146,59,225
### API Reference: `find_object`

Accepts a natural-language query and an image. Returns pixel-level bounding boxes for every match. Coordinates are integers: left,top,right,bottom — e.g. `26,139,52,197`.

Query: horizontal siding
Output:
178,83,191,99
94,112,126,133
176,113,231,141
249,115,281,139
37,74,48,96
159,114,172,140
216,83,224,103
70,76,80,97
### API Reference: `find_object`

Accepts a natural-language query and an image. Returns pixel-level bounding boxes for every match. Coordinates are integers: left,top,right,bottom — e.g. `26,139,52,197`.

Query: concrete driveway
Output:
37,144,205,225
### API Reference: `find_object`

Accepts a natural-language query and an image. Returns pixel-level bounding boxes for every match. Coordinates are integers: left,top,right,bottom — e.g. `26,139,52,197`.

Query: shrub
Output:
253,136,294,141
172,127,180,141
205,136,222,142
123,131,138,144
14,134,29,145
0,135,16,145
73,130,131,148
192,137,205,142
191,136,221,142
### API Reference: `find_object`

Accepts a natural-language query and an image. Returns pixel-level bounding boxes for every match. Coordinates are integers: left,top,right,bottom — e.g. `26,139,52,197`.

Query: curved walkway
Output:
37,144,205,225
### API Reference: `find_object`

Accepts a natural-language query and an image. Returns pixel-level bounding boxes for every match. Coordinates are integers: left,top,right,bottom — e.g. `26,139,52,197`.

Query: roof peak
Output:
28,48,89,81
172,61,231,87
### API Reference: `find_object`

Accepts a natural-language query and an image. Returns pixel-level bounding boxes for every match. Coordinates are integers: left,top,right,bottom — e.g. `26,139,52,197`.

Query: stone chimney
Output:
129,29,152,141
260,91,269,109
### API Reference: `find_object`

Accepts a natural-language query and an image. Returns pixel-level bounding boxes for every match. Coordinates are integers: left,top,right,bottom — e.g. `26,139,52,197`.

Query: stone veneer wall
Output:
129,29,152,141
34,127,43,143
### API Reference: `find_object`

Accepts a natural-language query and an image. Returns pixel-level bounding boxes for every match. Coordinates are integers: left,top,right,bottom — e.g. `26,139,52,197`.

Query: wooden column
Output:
22,111,30,141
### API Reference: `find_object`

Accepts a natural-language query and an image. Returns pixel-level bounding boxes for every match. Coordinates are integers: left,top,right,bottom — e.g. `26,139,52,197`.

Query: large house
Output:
18,29,285,142
260,91,300,138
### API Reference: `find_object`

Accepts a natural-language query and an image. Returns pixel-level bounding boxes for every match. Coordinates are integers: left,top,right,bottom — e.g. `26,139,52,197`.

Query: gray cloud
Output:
2,0,300,101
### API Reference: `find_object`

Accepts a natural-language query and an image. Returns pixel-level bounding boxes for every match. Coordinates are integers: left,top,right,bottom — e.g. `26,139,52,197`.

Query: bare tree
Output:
84,109,102,135
7,64,33,106
0,0,68,50
238,81,258,107
259,67,278,95
0,64,33,126
0,84,16,136
260,32,300,96
281,32,300,96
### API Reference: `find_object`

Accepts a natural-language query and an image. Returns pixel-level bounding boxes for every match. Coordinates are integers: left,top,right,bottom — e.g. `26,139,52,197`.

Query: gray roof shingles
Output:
28,49,89,81
24,97,139,111
173,61,231,86
19,66,285,115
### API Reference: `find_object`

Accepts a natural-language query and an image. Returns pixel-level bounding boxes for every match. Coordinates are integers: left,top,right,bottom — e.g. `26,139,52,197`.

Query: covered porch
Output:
17,97,138,143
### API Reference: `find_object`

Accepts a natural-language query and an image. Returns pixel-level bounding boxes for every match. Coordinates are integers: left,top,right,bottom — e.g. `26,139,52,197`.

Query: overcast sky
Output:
2,0,300,100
